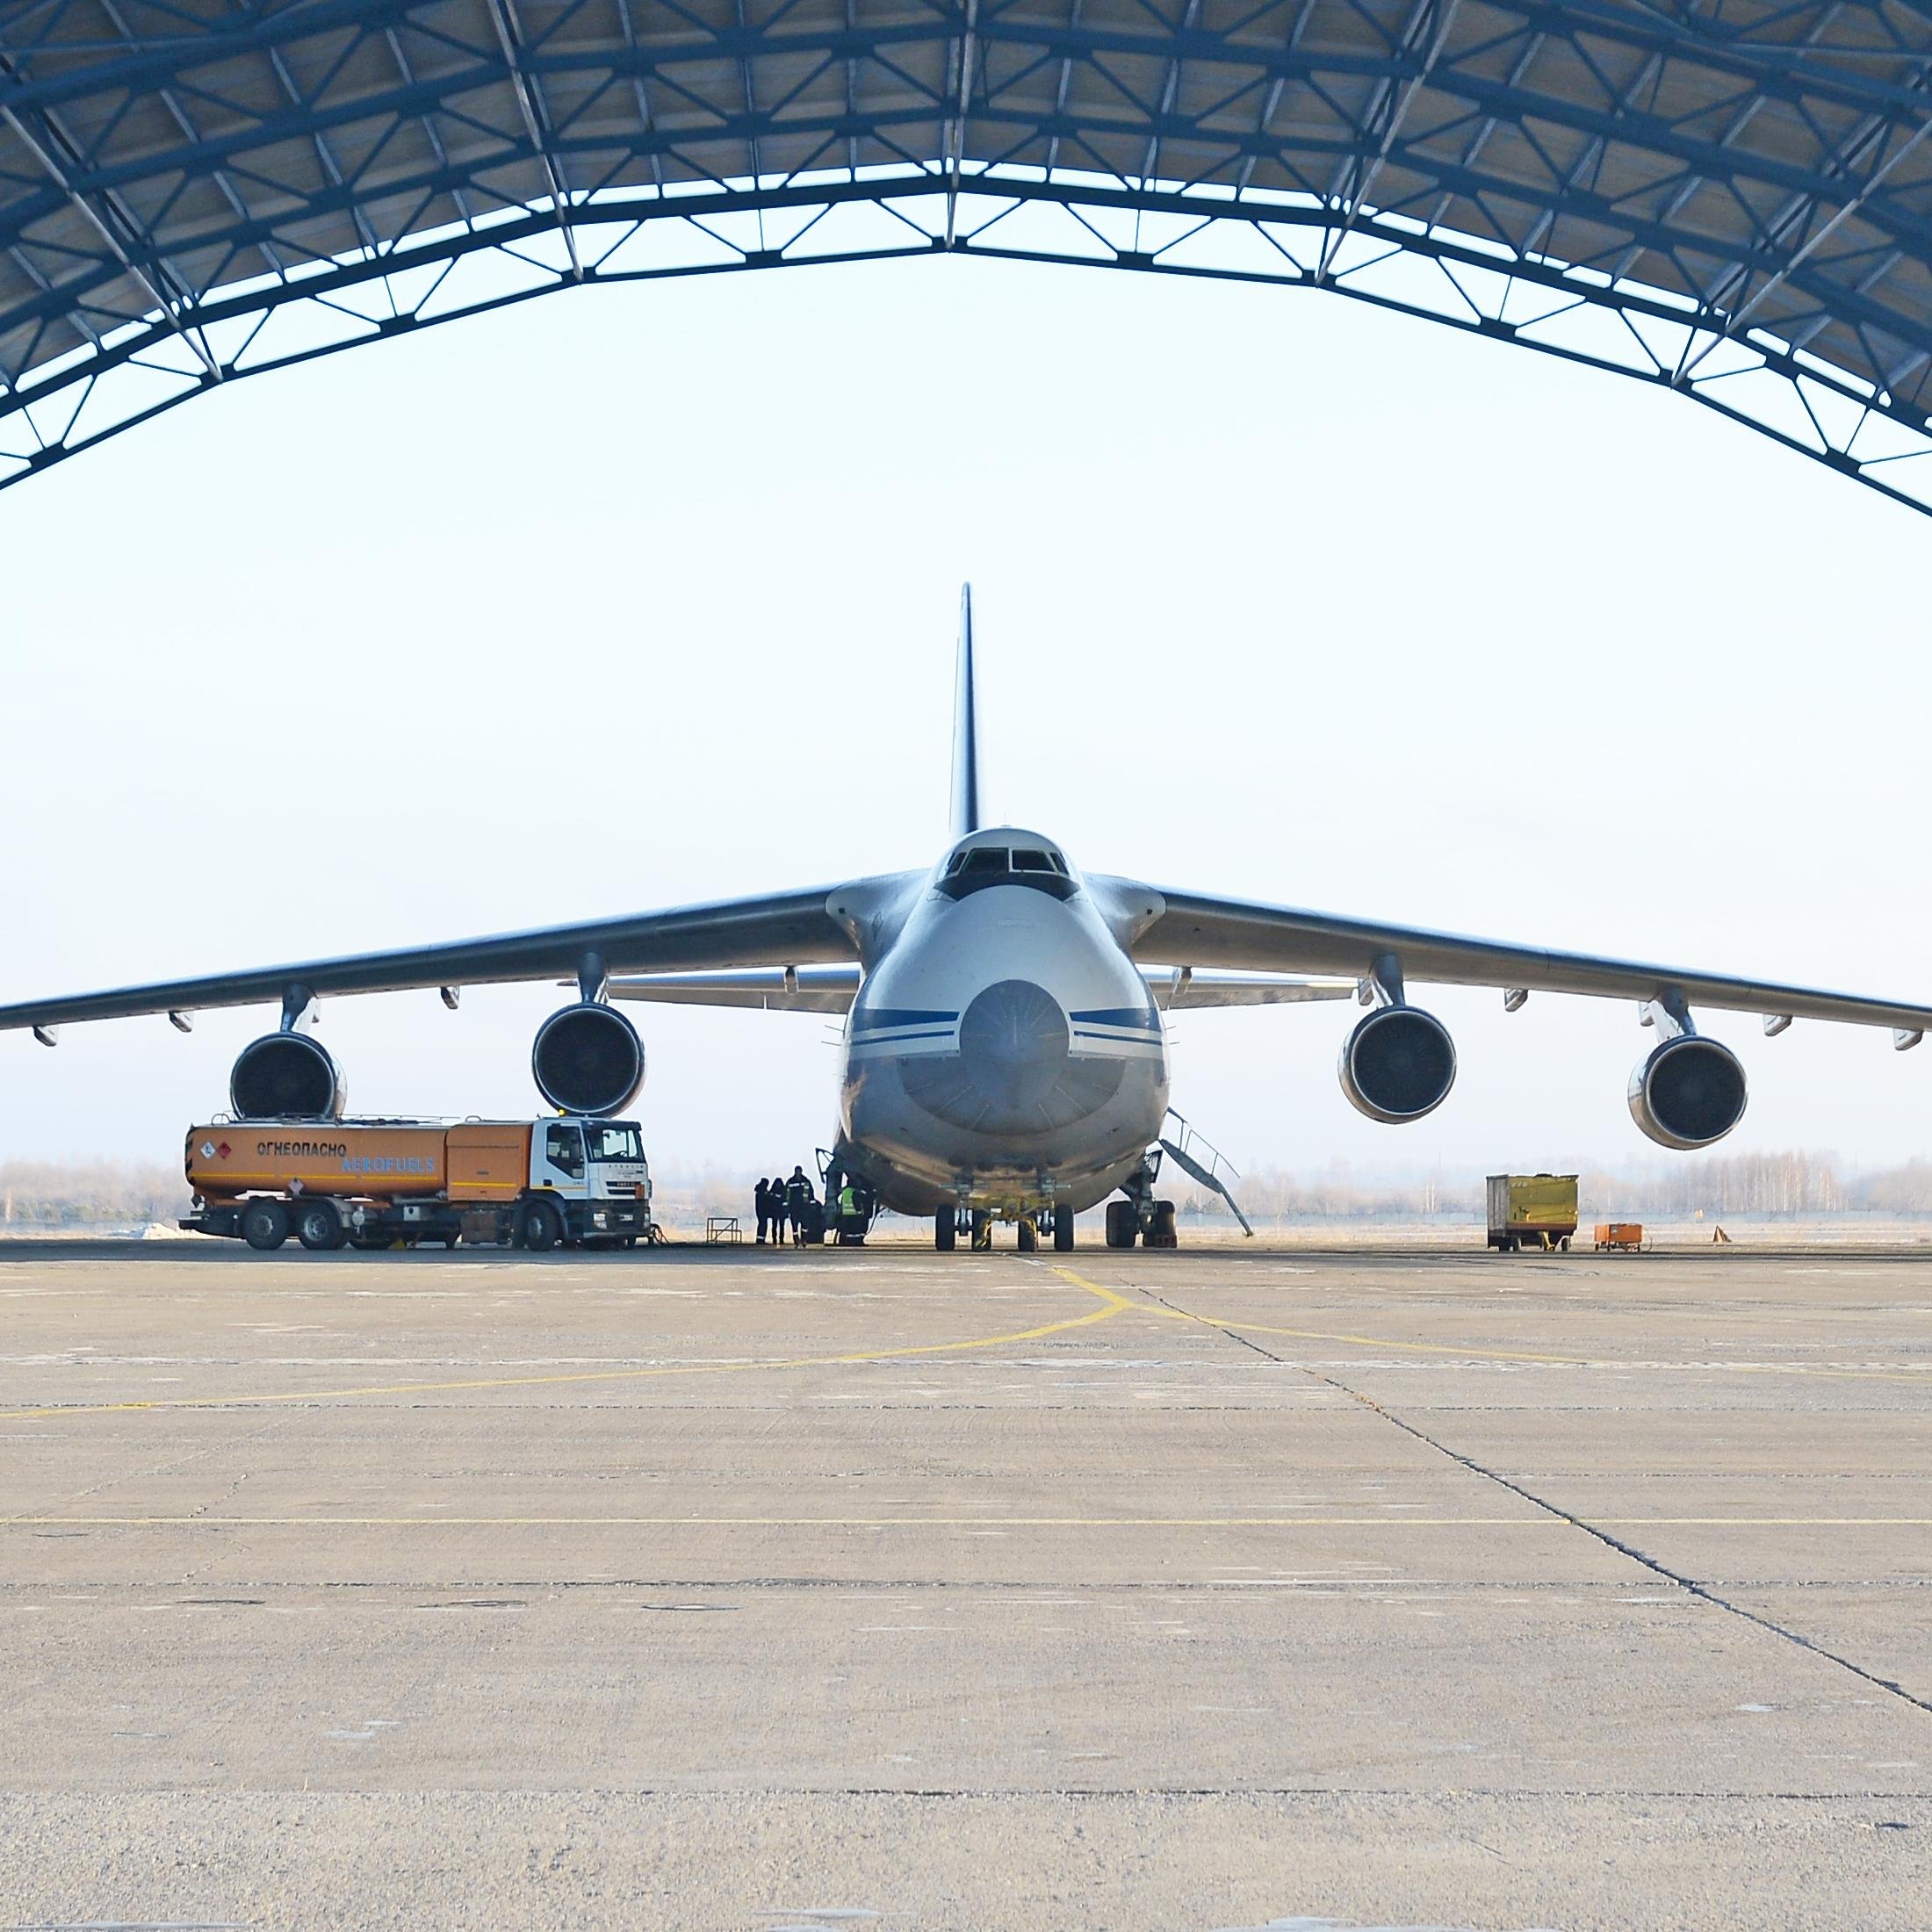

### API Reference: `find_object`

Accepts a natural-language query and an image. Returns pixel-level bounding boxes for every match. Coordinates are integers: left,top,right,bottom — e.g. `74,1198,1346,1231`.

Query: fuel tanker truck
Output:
183,1115,653,1251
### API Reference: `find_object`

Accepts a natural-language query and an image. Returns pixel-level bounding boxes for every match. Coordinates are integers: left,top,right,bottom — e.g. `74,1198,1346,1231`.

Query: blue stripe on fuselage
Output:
851,1007,960,1034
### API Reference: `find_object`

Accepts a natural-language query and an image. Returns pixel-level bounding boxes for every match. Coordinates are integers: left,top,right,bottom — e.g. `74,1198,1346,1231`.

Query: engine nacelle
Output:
1627,1034,1747,1150
1339,1005,1457,1123
229,1032,346,1121
531,1002,645,1116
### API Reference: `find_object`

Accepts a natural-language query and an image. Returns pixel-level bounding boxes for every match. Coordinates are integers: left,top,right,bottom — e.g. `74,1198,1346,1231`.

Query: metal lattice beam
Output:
0,0,1928,509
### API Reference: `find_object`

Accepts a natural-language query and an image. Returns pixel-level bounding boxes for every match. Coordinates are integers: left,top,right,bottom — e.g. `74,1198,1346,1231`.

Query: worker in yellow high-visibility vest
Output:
837,1181,863,1245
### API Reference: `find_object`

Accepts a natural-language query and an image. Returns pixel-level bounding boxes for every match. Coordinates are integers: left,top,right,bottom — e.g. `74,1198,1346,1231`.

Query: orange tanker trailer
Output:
184,1115,652,1252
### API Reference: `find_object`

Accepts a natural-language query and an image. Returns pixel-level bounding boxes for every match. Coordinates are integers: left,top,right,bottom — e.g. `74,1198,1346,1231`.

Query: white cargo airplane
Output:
7,587,1931,1251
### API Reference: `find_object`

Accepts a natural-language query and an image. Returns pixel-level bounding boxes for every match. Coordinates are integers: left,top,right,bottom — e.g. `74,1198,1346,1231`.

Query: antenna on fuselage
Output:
949,581,982,839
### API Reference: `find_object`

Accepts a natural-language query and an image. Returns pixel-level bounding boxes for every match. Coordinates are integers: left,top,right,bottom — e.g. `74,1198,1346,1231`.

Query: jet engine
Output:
1339,1005,1457,1123
531,1002,645,1116
1627,1034,1747,1150
229,1032,346,1121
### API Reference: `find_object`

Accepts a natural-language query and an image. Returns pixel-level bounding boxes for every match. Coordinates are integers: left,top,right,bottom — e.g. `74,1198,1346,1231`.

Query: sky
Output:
3,248,1928,1181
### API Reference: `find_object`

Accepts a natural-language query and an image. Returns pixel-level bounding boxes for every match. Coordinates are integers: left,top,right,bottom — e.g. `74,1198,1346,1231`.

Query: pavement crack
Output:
1140,1286,1932,1721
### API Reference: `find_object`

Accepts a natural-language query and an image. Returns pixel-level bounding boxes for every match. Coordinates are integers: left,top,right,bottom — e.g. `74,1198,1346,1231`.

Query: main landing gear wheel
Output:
1054,1208,1075,1253
242,1200,291,1251
935,1209,956,1253
520,1200,563,1252
1105,1201,1137,1249
295,1200,346,1251
1017,1218,1038,1253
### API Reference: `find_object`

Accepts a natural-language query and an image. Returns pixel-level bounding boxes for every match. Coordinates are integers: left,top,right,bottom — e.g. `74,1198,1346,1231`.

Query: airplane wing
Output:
1107,883,1932,1040
0,884,881,1034
607,967,861,1013
1153,970,1358,1010
602,966,1359,1015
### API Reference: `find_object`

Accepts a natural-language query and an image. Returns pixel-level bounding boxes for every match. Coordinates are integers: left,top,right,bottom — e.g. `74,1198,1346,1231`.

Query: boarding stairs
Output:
1157,1111,1255,1236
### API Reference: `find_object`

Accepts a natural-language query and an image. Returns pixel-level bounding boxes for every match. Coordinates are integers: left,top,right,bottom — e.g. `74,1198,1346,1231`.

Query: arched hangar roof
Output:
3,0,1931,508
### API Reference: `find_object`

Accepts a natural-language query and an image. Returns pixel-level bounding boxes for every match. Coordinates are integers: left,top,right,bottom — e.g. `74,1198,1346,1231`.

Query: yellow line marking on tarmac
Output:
1121,1287,1932,1384
5,1258,1921,1430
0,1268,1133,1424
7,1515,1930,1530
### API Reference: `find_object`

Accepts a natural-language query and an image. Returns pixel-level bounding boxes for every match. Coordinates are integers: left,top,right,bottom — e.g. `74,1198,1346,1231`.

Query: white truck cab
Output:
529,1117,652,1245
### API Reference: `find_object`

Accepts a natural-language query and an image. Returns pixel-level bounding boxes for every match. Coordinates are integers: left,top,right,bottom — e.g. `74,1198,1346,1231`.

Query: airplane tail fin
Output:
949,581,981,839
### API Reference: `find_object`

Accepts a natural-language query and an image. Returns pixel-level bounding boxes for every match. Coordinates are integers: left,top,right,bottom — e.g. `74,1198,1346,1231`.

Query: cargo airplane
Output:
7,588,1932,1251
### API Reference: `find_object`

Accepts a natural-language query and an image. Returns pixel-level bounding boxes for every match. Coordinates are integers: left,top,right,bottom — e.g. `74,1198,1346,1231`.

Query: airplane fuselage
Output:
833,829,1168,1217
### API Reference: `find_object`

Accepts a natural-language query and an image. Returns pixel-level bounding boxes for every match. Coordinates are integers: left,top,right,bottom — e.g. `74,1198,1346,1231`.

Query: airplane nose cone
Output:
958,978,1070,1113
898,978,1124,1135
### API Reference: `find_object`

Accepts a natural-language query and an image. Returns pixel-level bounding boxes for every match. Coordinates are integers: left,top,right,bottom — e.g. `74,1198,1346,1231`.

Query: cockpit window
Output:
935,844,1076,901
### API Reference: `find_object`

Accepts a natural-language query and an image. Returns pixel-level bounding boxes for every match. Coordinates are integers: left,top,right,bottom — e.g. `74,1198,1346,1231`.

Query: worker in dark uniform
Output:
785,1166,815,1247
753,1178,773,1244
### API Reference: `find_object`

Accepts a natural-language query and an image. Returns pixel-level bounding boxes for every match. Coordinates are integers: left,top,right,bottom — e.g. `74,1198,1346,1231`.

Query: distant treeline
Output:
10,1150,1932,1230
656,1150,1932,1227
1177,1150,1932,1222
0,1161,190,1227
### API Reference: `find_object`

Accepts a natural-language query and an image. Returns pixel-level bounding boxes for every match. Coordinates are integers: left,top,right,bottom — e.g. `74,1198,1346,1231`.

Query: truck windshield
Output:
586,1123,644,1163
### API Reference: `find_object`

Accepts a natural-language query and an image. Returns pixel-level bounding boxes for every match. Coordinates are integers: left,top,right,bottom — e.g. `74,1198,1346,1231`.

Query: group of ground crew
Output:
753,1166,874,1246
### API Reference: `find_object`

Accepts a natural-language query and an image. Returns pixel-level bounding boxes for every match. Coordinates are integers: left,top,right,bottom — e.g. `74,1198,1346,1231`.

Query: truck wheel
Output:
242,1200,291,1251
934,1209,955,1253
520,1200,562,1251
970,1210,992,1251
1560,1236,1571,1252
295,1200,345,1251
1150,1200,1179,1247
1054,1209,1075,1253
1017,1217,1038,1253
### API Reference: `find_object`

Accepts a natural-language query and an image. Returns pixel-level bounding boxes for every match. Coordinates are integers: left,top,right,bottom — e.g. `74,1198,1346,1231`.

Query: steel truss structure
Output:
3,0,1931,507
